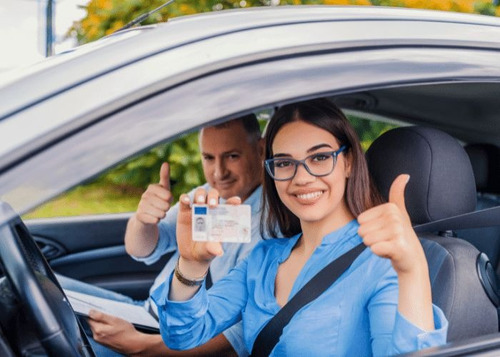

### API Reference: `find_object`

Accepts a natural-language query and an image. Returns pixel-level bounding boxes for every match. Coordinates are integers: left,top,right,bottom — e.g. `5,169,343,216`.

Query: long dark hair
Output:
261,98,383,238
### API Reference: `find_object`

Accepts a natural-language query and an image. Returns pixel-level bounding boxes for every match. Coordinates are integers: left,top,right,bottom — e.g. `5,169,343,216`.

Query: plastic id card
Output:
192,204,251,243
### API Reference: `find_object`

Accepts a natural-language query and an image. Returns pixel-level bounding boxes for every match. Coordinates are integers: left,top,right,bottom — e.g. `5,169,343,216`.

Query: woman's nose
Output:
293,163,315,184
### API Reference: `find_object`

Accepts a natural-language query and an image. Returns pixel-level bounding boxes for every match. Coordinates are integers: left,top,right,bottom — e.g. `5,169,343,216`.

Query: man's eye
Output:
275,160,294,168
203,156,214,162
228,154,240,160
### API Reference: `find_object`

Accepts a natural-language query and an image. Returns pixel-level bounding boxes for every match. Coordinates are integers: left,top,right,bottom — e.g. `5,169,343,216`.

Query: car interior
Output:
2,81,500,355
458,143,500,272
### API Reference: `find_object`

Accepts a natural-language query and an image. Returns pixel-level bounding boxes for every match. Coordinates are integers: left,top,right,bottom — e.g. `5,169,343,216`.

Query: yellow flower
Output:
451,0,475,13
179,4,197,15
96,0,113,10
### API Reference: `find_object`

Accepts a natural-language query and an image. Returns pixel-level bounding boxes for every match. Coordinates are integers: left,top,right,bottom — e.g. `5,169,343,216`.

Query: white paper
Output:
64,289,159,330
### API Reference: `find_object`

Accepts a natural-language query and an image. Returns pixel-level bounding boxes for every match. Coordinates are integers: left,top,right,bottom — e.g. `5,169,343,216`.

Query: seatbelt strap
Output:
414,206,500,233
205,268,213,290
249,243,366,357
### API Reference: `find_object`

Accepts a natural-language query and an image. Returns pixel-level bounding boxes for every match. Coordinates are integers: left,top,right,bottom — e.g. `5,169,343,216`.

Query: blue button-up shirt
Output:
153,219,448,356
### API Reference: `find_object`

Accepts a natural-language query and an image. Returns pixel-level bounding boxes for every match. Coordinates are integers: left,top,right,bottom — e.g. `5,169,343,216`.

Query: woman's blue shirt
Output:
152,219,448,356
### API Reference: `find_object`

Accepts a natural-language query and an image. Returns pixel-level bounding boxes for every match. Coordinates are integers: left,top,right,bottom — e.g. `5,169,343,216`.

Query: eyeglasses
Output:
265,146,347,181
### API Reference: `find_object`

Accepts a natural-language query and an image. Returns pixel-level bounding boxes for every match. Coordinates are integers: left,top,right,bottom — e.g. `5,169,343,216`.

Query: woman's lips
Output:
293,190,324,204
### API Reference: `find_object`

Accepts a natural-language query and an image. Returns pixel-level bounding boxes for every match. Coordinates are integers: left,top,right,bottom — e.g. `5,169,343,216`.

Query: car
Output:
1,4,500,356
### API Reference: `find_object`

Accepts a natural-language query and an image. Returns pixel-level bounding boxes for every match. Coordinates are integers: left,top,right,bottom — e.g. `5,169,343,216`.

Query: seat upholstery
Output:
366,126,498,342
457,144,500,270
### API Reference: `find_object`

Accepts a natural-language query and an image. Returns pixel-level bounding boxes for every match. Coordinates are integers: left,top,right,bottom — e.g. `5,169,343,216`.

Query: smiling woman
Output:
2,6,500,357
152,98,447,356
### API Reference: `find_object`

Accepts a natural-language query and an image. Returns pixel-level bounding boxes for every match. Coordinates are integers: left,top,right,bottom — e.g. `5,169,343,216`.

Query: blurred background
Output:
2,0,499,218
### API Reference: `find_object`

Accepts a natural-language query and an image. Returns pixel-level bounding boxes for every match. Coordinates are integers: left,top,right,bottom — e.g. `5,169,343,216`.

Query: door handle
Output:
34,237,66,260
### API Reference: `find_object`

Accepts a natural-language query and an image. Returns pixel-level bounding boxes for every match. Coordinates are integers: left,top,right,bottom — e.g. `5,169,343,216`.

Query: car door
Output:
25,214,171,300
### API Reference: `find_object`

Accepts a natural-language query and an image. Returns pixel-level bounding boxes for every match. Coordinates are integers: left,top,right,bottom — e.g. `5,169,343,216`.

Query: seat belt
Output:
205,268,213,289
249,243,366,357
414,206,500,233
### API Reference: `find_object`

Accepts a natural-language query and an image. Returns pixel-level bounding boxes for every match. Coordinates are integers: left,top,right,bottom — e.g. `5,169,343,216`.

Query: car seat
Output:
457,144,500,271
365,126,498,342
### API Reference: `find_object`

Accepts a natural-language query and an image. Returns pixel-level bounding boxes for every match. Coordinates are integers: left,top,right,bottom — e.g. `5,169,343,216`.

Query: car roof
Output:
2,5,500,118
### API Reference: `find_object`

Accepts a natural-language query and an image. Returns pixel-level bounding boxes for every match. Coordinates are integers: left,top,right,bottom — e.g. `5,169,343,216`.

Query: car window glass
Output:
347,114,399,152
22,112,276,219
23,130,205,219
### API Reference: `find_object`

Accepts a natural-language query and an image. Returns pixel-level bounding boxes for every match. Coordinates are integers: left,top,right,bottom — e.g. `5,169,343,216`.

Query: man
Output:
84,114,264,356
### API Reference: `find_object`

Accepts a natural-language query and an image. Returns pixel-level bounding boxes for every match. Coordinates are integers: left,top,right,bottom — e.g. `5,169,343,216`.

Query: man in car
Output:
63,114,264,356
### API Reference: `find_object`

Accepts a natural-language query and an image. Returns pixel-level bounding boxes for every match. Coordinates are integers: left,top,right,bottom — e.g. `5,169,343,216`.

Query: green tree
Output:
102,131,204,200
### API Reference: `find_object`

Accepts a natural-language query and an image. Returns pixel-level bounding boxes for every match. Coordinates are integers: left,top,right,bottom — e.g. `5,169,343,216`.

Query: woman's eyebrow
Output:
272,153,292,158
307,143,333,153
273,143,333,158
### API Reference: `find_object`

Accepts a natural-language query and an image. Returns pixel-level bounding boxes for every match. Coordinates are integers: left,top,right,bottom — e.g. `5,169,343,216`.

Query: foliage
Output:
24,182,142,219
347,116,397,151
99,131,204,201
71,0,499,47
72,0,323,44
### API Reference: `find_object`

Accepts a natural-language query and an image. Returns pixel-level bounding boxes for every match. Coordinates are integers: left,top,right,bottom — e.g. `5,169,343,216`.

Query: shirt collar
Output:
321,219,360,245
283,219,359,247
214,185,261,214
242,185,262,215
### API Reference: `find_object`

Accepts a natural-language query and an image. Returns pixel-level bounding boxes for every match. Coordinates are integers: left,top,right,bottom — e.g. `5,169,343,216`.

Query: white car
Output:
1,5,500,356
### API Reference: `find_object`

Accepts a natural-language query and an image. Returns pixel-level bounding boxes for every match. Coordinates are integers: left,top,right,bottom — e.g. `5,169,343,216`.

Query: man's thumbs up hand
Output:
135,162,174,225
159,162,171,190
358,174,425,274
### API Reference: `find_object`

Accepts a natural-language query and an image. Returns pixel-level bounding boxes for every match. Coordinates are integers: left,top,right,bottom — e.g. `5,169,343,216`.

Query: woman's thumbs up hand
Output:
357,174,427,274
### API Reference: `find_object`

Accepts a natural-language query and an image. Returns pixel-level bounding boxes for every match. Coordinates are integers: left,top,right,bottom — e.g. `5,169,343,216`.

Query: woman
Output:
152,98,448,356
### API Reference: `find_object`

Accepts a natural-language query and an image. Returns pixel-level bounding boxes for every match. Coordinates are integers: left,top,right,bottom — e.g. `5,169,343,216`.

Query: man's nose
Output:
214,159,228,179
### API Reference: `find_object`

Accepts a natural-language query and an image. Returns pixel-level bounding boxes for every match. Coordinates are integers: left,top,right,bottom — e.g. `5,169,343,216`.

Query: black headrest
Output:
464,143,500,195
366,126,476,225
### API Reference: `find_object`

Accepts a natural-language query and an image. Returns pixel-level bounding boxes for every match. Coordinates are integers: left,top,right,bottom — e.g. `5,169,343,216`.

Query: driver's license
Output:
192,204,251,243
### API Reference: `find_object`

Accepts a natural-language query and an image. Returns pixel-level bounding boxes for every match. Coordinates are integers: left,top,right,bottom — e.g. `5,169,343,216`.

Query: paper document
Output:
64,289,159,330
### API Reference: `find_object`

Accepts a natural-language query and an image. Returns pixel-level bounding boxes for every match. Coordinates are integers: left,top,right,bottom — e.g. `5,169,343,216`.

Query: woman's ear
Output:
344,150,353,178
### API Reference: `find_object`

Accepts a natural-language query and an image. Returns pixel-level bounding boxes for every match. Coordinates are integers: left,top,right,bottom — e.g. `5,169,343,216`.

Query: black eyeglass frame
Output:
265,145,347,181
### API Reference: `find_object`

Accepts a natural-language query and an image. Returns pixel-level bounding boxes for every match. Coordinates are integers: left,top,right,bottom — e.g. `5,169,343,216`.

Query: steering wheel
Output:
0,202,95,356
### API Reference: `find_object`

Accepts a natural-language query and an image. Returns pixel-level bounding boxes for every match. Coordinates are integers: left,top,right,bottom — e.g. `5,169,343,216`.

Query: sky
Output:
0,0,88,73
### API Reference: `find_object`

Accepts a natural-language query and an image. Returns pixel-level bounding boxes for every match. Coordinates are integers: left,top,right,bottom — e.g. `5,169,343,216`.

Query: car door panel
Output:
25,214,171,300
